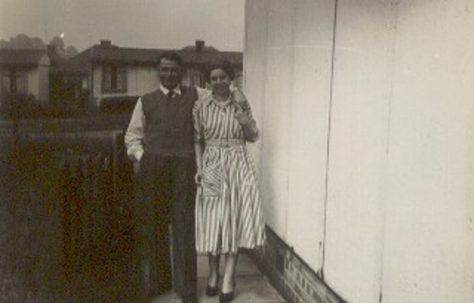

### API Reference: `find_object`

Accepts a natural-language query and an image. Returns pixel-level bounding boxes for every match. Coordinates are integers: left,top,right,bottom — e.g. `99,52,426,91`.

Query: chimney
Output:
195,40,205,52
100,40,112,47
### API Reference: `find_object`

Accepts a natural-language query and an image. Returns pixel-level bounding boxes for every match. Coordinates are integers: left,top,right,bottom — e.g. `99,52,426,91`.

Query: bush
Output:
0,93,42,119
0,94,138,120
99,96,139,114
0,93,101,119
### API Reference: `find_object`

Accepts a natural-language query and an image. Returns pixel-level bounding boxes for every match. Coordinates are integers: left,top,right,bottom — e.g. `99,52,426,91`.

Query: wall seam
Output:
320,0,339,279
378,1,400,302
256,0,269,224
242,0,248,90
284,0,297,243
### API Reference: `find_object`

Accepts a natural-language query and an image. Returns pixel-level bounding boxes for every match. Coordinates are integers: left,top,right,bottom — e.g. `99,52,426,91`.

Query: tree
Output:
49,36,79,58
65,45,78,58
49,36,65,52
0,34,45,49
48,36,65,56
0,33,80,58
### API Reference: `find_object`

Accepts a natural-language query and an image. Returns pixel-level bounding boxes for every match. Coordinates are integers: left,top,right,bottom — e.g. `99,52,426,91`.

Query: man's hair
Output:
157,51,184,67
205,58,235,82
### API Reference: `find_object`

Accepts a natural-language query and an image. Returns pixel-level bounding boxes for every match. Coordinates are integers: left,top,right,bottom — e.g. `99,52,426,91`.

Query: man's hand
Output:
133,161,141,175
194,169,202,185
127,150,143,175
127,149,143,162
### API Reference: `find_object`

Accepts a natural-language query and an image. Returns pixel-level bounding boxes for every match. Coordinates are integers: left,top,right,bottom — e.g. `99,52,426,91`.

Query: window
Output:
102,64,126,92
1,69,27,94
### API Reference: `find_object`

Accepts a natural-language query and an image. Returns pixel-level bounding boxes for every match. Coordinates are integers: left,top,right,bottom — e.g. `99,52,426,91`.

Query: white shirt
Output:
124,85,210,161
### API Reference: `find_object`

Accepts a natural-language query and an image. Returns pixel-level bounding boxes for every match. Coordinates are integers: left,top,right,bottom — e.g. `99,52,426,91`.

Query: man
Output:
125,51,200,303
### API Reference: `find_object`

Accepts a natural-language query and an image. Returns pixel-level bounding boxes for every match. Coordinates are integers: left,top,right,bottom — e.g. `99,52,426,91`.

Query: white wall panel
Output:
244,1,474,302
324,1,397,302
383,1,474,302
286,0,335,272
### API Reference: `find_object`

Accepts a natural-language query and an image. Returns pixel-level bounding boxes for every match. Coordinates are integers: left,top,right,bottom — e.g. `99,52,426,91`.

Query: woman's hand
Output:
234,105,252,125
232,89,252,125
194,169,202,185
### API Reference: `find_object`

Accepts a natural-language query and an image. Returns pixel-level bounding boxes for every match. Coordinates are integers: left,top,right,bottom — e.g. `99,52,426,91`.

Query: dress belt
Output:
205,139,245,147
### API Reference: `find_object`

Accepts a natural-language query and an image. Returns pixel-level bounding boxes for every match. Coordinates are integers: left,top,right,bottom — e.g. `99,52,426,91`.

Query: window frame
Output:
1,68,28,95
102,63,127,93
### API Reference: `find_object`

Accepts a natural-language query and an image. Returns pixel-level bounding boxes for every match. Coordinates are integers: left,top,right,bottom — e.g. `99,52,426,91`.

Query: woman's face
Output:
209,68,231,96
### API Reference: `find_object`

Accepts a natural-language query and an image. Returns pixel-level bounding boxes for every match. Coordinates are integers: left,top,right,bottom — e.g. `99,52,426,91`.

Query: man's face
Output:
158,58,182,89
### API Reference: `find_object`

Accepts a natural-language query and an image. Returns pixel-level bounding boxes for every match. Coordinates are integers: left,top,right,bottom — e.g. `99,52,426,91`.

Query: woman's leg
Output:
208,253,220,287
221,252,239,293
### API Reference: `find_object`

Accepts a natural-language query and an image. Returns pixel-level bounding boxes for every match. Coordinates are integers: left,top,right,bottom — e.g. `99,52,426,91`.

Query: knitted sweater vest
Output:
141,86,197,157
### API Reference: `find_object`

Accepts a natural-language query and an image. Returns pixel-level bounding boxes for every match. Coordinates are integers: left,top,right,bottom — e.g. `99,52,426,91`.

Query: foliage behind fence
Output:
0,120,141,302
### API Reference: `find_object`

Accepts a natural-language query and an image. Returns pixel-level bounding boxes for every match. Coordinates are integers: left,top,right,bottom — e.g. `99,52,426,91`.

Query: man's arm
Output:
124,98,145,162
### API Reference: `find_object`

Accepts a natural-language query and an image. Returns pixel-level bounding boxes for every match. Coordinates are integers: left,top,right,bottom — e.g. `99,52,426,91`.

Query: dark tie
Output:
167,91,174,99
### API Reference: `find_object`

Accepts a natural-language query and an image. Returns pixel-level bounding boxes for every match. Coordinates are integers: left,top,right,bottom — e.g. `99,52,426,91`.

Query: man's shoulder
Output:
140,89,163,104
142,88,162,99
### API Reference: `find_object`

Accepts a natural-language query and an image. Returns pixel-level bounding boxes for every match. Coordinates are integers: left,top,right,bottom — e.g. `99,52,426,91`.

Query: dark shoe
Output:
219,279,236,302
206,284,219,297
182,295,198,303
219,291,234,303
206,272,220,297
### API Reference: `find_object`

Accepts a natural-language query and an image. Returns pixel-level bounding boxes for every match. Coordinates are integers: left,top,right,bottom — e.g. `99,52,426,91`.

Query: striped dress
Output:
193,92,265,255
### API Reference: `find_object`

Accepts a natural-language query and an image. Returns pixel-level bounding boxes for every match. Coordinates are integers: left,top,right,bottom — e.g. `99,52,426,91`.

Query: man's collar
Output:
160,84,182,96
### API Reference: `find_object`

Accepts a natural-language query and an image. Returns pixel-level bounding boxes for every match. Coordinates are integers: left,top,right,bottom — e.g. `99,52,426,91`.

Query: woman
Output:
193,59,265,302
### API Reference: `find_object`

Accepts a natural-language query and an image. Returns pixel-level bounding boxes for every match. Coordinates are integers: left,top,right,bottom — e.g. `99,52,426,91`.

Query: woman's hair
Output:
205,58,235,82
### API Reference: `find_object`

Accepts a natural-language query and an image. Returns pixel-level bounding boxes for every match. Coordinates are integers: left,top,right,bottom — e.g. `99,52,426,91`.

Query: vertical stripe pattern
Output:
193,95,266,254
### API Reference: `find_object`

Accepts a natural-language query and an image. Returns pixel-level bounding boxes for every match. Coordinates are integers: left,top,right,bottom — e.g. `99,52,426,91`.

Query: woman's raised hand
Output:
232,89,252,125
234,106,252,125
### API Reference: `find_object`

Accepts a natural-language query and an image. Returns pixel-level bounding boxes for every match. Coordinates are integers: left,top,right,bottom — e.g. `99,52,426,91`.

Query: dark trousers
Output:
135,153,197,299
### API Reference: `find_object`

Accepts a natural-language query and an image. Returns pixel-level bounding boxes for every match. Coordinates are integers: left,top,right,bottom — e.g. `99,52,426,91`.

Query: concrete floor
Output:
151,254,285,303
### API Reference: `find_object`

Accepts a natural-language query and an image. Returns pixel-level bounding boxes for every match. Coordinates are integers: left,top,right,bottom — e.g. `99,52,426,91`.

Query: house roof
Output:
179,48,242,67
181,44,219,52
0,49,49,67
60,41,242,75
56,48,94,75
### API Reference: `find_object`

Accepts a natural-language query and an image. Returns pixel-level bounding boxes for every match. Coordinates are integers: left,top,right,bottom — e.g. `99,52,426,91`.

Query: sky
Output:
0,0,245,52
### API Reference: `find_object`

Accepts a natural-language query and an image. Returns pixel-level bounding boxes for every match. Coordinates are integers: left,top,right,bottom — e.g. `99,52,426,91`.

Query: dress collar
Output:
203,93,232,109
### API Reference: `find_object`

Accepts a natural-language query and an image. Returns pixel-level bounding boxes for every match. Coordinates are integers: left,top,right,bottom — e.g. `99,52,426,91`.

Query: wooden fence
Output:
0,120,140,302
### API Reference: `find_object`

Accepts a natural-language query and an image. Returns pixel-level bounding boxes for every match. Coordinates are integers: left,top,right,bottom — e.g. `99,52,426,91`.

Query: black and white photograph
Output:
1,1,473,303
